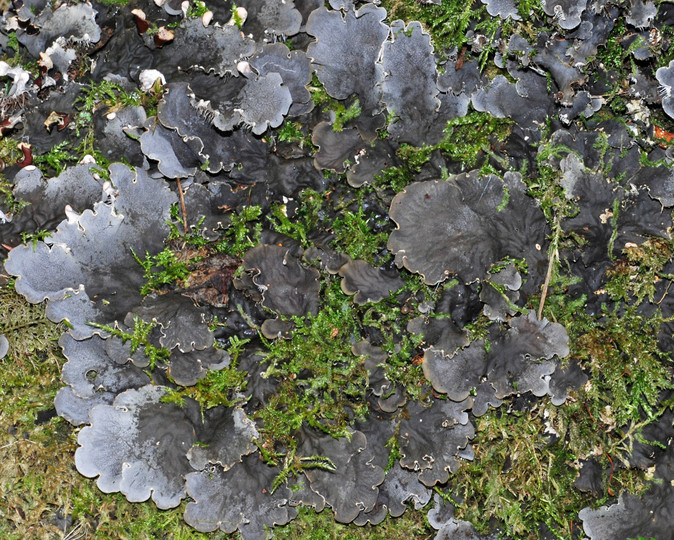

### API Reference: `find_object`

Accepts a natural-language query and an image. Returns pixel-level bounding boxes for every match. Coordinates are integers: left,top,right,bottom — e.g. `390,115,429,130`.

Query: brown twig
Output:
538,214,562,321
537,248,557,321
175,177,188,235
605,452,615,496
656,280,672,305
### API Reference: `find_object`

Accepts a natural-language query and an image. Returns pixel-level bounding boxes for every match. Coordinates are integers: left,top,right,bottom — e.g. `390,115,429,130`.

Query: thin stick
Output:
605,452,615,496
175,177,188,235
537,249,556,321
538,215,561,321
656,280,672,305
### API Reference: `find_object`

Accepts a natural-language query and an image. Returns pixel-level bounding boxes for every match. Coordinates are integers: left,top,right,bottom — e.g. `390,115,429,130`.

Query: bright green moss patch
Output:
268,189,325,247
380,0,478,56
90,316,171,371
132,247,192,295
331,206,390,265
214,204,263,256
397,112,513,173
277,120,315,149
163,337,249,410
331,99,362,132
256,279,370,450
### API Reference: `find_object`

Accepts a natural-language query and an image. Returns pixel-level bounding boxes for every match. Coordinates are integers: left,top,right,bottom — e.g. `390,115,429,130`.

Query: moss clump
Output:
380,0,479,57
132,246,193,296
90,316,171,371
268,189,325,247
0,286,60,362
372,165,414,194
256,279,369,451
575,305,673,426
276,120,315,150
214,204,263,257
162,336,249,410
605,237,674,304
396,112,513,173
331,99,362,132
331,206,390,265
450,402,650,539
32,141,79,176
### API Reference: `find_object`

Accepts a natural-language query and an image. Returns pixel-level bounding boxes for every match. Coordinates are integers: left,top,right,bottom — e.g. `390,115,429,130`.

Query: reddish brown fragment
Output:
131,9,150,34
154,27,175,48
44,111,70,133
16,142,33,167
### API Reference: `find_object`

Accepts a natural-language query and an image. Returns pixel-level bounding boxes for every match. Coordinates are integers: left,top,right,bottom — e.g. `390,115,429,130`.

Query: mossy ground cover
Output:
1,0,674,538
1,275,658,539
0,282,433,540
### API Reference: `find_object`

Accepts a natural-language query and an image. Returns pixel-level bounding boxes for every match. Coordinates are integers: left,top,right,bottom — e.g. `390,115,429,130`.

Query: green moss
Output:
214,204,263,256
67,79,160,167
449,402,651,539
527,239,673,536
2,31,39,76
268,189,325,247
592,18,646,114
0,140,21,182
517,0,544,19
309,73,332,107
164,337,250,410
596,19,630,73
332,99,362,132
256,279,369,451
380,330,425,401
372,165,414,193
19,229,51,250
131,246,192,295
526,143,580,223
276,120,315,149
5,31,19,56
89,316,171,371
186,0,209,18
463,313,492,343
331,206,390,265
575,305,672,426
396,112,513,174
656,24,674,70
474,13,514,70
605,237,674,304
32,141,79,176
230,3,245,29
75,79,145,115
496,184,510,211
308,80,363,132
380,0,477,56
275,504,430,540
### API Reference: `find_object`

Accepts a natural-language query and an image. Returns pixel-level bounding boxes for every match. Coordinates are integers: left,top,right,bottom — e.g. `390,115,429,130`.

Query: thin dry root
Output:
176,177,189,235
538,249,557,321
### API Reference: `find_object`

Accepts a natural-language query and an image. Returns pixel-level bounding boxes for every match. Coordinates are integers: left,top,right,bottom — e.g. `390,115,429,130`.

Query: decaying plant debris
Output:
1,0,674,539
